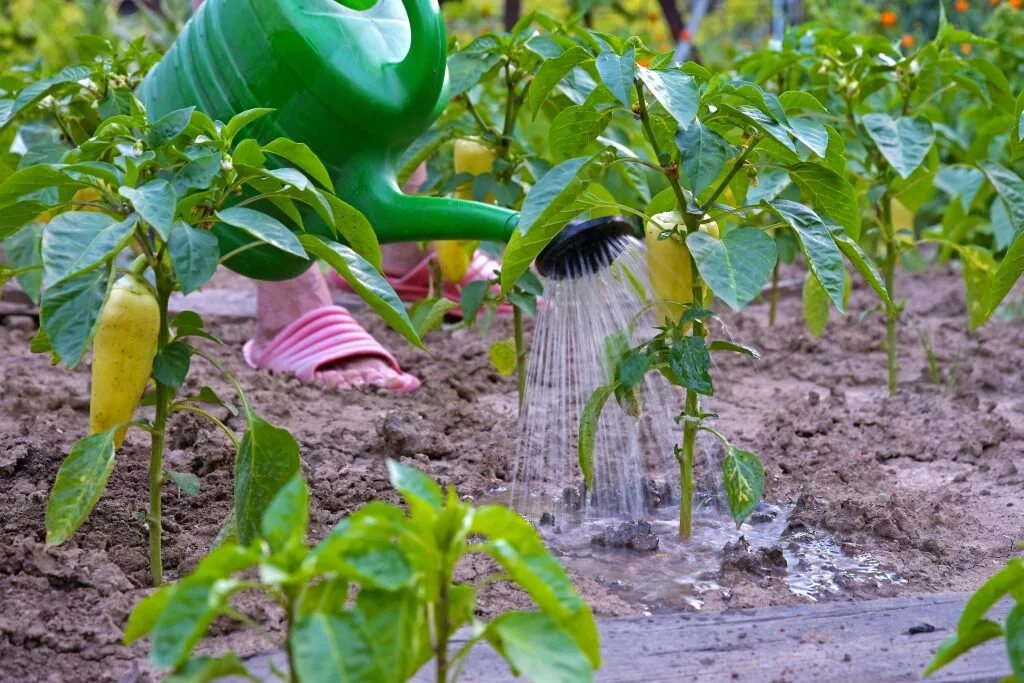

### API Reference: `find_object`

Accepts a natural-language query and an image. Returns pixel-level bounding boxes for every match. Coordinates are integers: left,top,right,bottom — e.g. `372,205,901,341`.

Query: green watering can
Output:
140,0,628,281
139,0,521,280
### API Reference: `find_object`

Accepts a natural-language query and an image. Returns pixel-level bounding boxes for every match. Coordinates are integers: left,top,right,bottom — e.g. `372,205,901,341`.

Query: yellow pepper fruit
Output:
89,274,161,448
434,138,497,283
645,211,719,326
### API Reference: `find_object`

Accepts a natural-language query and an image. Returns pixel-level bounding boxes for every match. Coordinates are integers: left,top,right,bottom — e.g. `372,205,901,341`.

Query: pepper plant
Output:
125,461,601,683
0,43,422,586
484,30,895,537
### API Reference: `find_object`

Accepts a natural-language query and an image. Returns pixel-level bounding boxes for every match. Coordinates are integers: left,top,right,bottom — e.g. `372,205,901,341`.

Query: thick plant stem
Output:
679,388,698,538
884,239,898,395
768,260,780,325
285,593,299,683
149,280,171,587
435,568,450,683
513,306,527,412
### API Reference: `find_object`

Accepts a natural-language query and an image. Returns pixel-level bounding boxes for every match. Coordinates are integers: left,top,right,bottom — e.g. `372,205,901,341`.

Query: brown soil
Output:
1,265,1022,681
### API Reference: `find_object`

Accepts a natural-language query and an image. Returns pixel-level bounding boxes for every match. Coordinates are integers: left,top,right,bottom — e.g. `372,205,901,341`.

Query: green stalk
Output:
283,589,300,683
149,274,172,586
513,305,527,413
880,197,899,395
768,259,780,326
679,388,697,538
434,564,450,683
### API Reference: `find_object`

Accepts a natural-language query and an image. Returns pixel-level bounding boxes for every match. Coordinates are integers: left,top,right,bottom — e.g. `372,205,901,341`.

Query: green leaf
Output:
862,114,934,179
386,459,442,515
290,612,376,683
615,349,650,389
41,212,136,287
149,107,195,149
0,65,92,131
472,505,601,668
529,46,594,116
638,67,699,129
779,91,828,114
579,384,615,492
980,162,1024,230
263,138,334,192
152,341,193,389
0,200,51,240
677,122,735,196
721,447,765,526
548,105,612,161
486,612,595,683
216,207,306,258
666,336,713,395
768,200,846,311
726,105,796,154
167,222,219,294
0,164,79,205
460,280,489,326
356,589,428,683
4,224,43,303
164,654,250,683
447,35,502,95
298,235,422,348
223,108,275,145
687,228,777,311
45,428,118,545
959,245,997,330
120,180,176,239
708,340,762,358
989,228,1024,319
323,195,382,271
1006,603,1024,681
935,165,984,213
958,561,1024,636
788,162,861,241
489,338,518,376
789,118,829,158
803,275,830,337
123,584,173,644
234,414,301,545
501,151,607,293
409,297,458,335
40,264,114,367
827,225,894,313
595,46,635,107
165,470,201,497
151,578,239,668
172,153,222,197
925,620,1003,675
261,472,309,552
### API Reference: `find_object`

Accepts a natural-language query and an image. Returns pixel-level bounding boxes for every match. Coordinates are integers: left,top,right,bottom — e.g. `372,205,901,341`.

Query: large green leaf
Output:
788,162,861,241
802,275,831,338
299,235,422,348
638,67,699,129
862,114,934,179
471,504,601,669
0,164,79,205
768,200,846,311
686,228,777,311
666,336,713,395
167,222,220,294
119,180,176,239
40,264,114,367
172,153,222,197
164,655,251,683
529,47,593,116
263,138,335,192
1007,604,1024,681
216,207,306,258
826,224,894,312
925,620,1003,675
386,459,442,517
222,108,275,145
234,414,301,545
0,65,91,131
724,105,796,154
486,612,595,683
578,384,615,492
45,428,118,545
260,472,309,552
151,578,240,669
788,118,828,158
959,245,997,330
980,162,1024,230
500,151,607,293
41,212,136,287
0,200,50,240
447,34,502,96
323,195,382,271
595,47,635,107
989,227,1024,319
935,164,985,213
721,446,765,526
677,122,735,196
549,105,612,161
290,612,376,683
4,223,43,303
356,589,428,683
148,107,195,149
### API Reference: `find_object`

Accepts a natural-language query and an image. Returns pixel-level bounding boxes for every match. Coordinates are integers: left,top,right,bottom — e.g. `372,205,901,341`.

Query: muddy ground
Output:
1,265,1022,681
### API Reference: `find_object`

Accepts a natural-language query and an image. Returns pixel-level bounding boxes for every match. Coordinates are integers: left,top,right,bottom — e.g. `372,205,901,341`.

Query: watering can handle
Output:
392,0,449,115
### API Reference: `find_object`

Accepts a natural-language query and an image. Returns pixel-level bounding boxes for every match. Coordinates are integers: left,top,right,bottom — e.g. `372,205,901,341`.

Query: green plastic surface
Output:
139,0,518,280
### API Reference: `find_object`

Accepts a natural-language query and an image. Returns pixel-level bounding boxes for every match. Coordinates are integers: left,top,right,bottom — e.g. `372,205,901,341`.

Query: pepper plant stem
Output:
769,259,780,326
884,239,898,395
148,276,172,586
513,305,527,413
435,564,450,683
679,388,697,538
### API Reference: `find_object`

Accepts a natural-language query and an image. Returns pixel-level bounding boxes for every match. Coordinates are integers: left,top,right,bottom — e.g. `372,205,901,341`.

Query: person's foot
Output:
249,267,419,392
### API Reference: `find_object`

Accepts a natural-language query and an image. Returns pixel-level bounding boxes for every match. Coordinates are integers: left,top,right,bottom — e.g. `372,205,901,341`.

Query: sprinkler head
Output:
535,216,635,279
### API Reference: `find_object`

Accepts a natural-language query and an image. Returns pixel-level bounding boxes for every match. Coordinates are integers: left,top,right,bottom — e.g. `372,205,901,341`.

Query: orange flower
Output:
679,28,692,41
637,57,651,67
880,10,898,27
991,0,1001,5
1011,0,1022,8
960,42,973,54
954,0,968,11
901,34,916,48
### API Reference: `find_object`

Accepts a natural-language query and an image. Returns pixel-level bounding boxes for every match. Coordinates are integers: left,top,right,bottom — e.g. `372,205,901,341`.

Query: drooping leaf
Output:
802,274,831,337
260,472,309,552
827,225,895,313
687,228,777,311
120,180,176,239
578,384,615,492
485,612,595,683
638,67,699,129
768,200,846,311
677,122,735,196
234,414,301,545
666,336,713,395
721,447,765,526
216,207,306,258
167,222,219,294
862,114,935,179
148,107,195,149
40,264,114,367
548,105,612,161
45,428,118,545
595,47,635,107
290,611,376,683
263,138,334,192
529,47,594,116
788,162,861,241
41,212,136,287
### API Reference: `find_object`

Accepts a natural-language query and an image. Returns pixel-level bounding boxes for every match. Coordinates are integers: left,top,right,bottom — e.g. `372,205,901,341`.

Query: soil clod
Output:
590,520,660,552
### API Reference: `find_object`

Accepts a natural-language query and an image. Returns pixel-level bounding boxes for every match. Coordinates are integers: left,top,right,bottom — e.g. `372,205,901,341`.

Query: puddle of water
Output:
489,490,905,611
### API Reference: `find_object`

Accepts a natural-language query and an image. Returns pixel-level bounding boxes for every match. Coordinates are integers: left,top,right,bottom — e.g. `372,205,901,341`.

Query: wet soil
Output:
1,265,1022,681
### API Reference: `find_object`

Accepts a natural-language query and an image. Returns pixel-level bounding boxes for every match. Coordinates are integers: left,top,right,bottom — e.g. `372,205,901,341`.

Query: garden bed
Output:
1,265,1022,681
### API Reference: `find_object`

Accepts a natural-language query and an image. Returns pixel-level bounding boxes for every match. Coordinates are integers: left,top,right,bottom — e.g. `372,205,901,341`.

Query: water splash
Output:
511,236,685,519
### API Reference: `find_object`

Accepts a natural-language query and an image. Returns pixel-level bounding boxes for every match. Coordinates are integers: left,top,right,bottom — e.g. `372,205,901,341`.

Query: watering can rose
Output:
89,274,160,448
645,211,719,325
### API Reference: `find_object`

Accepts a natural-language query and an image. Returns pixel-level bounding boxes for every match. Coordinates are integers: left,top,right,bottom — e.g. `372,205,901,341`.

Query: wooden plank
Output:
241,593,1011,682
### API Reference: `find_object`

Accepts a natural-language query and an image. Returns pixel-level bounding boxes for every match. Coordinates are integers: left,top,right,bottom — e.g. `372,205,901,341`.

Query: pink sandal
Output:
329,251,512,314
242,305,420,393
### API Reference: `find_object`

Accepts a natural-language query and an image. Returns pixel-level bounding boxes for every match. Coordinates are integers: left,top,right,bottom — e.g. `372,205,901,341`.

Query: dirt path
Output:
0,265,1021,681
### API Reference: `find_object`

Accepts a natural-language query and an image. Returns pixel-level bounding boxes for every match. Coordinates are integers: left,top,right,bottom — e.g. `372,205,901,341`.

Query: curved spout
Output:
391,0,448,119
371,190,519,245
